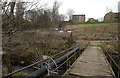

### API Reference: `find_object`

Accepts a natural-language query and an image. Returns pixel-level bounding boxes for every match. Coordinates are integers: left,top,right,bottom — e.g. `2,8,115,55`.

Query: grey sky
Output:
42,0,119,21
13,0,119,21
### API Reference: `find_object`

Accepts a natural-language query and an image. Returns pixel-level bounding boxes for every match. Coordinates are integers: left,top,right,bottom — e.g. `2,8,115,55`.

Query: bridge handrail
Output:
2,45,79,78
106,52,120,78
49,50,79,76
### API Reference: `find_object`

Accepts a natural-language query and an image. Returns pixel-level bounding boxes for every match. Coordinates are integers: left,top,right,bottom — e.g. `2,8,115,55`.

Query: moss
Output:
64,71,69,76
12,72,29,76
64,68,71,76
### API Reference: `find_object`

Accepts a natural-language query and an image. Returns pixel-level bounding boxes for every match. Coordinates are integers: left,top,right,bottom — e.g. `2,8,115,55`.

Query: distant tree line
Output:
2,0,66,34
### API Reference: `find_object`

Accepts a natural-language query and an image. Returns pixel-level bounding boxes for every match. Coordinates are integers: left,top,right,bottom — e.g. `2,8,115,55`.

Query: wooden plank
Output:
69,46,115,77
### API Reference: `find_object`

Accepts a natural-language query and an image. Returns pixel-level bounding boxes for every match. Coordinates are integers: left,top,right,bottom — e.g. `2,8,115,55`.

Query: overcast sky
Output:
42,0,119,21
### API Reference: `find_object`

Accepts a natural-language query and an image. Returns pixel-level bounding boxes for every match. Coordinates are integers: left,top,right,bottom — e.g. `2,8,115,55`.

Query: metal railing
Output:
105,52,120,78
45,49,80,77
27,47,79,77
2,45,79,78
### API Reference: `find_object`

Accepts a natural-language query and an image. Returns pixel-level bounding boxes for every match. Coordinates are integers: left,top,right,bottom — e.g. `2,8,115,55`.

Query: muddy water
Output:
2,65,37,74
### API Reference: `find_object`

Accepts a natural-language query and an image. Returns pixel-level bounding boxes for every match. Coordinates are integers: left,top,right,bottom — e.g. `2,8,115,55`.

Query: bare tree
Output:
1,0,66,76
25,10,39,22
51,0,62,27
67,9,74,23
58,14,67,28
4,2,16,74
24,0,62,29
1,0,45,74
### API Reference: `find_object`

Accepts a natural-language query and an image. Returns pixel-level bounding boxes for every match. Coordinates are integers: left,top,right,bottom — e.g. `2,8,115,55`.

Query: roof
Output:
73,14,85,16
114,12,120,14
105,12,119,16
89,18,94,19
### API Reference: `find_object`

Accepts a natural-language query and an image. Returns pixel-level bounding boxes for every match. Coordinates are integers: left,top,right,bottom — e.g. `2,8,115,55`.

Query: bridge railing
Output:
105,52,120,78
2,45,79,78
44,49,81,77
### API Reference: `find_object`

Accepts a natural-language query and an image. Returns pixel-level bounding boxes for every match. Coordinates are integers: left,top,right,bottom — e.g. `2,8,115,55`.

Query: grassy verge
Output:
66,22,118,25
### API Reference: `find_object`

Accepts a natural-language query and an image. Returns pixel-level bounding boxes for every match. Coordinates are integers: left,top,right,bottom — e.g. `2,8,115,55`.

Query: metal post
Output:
66,60,70,69
75,54,76,60
110,59,112,67
118,70,119,78
67,51,69,70
68,60,70,68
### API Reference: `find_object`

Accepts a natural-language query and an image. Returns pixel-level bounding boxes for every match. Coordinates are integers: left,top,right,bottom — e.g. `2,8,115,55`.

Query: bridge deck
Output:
69,44,115,77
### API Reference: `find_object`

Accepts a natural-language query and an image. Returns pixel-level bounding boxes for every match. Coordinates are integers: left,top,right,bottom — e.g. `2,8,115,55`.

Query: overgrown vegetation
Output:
1,0,69,75
101,41,119,54
65,23,118,54
65,23,118,40
1,0,119,77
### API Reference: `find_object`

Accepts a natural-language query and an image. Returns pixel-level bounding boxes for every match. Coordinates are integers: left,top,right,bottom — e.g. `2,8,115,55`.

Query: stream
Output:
2,65,37,74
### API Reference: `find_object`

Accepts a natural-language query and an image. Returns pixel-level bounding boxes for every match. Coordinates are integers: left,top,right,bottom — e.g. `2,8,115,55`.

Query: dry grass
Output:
2,23,119,65
65,23,118,41
2,30,75,65
65,23,118,34
65,23,118,54
101,40,119,54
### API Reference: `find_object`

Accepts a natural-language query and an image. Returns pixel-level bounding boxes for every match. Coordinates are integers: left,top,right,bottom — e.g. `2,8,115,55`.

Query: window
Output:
76,16,78,20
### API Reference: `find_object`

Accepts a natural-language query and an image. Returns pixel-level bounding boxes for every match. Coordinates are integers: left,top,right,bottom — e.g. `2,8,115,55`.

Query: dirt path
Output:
69,41,115,77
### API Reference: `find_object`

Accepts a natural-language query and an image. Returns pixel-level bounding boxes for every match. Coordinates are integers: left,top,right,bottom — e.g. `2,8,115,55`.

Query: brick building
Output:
88,18,98,22
72,15,85,22
104,12,119,22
